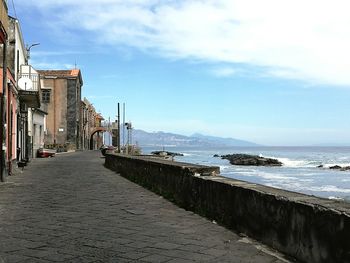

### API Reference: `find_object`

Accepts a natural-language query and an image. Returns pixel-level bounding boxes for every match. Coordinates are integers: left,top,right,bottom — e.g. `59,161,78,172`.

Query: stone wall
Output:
105,153,350,263
67,79,78,145
41,78,67,145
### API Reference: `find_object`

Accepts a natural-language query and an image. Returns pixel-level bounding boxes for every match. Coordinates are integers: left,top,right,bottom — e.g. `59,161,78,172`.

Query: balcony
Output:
18,65,41,109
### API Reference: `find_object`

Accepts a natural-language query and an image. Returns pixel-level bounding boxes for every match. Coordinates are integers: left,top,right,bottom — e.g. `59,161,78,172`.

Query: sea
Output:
142,146,350,202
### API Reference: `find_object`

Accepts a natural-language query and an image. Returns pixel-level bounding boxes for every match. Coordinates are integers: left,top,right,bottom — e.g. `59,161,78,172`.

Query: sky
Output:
8,0,350,146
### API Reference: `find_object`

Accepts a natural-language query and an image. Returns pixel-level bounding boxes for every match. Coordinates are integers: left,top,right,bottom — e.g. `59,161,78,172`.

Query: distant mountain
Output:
190,133,260,147
132,129,259,147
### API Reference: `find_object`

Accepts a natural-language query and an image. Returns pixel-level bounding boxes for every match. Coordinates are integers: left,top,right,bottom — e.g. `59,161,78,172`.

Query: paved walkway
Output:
0,151,293,263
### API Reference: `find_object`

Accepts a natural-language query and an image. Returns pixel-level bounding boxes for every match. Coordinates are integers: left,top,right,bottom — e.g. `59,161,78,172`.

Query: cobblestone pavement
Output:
0,151,294,263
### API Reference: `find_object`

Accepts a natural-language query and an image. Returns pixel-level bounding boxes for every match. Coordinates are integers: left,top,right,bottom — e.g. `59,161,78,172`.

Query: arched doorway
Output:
89,127,106,150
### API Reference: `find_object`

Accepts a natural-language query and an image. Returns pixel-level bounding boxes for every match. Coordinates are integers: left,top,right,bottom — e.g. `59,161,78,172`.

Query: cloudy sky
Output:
10,0,350,145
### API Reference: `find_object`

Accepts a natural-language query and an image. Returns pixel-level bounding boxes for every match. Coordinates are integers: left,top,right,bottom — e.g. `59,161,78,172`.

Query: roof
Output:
38,69,83,84
38,69,80,77
96,114,104,120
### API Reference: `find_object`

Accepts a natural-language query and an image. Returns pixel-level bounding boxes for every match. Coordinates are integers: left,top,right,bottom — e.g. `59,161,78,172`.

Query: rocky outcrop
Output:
317,164,350,171
221,154,283,166
329,165,342,170
328,165,350,171
151,151,184,157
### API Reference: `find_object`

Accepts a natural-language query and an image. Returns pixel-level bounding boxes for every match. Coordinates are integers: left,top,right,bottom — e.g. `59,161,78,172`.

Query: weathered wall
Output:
67,78,78,146
32,111,45,157
105,153,350,263
41,78,68,145
6,85,17,161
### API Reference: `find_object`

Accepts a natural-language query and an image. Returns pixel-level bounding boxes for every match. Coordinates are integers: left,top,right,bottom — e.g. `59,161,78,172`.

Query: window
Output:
42,89,51,103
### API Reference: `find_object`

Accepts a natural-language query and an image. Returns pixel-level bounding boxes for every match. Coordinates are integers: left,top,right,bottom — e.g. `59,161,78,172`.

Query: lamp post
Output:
23,43,39,163
25,43,40,65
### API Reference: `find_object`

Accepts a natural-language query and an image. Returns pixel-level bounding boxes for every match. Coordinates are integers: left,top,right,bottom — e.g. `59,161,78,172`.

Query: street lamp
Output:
25,43,40,65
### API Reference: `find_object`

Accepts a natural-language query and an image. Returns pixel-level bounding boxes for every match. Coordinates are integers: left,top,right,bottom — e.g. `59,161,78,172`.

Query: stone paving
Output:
0,151,294,262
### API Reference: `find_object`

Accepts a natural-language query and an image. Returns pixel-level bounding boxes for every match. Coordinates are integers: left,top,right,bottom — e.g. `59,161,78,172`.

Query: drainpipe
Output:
0,41,7,181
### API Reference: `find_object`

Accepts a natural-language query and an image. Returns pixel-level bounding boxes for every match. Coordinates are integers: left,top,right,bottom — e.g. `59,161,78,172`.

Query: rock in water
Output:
151,151,184,157
221,154,283,166
329,165,342,170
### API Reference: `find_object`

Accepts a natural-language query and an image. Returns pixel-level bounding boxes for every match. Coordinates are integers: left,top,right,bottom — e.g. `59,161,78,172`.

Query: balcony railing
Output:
18,73,40,92
18,65,41,108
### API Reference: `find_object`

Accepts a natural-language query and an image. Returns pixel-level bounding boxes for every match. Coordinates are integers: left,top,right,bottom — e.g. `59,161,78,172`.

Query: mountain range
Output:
132,129,259,147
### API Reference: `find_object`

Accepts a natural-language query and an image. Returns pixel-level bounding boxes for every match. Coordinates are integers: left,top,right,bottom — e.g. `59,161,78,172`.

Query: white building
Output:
9,17,45,160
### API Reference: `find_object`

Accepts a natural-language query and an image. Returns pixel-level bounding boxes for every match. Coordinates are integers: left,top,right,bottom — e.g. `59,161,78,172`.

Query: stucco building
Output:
9,18,45,162
81,97,104,150
38,69,83,151
0,0,9,180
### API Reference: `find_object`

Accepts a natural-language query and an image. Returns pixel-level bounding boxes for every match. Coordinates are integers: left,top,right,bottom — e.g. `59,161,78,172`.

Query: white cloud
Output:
31,60,75,70
210,67,238,77
17,0,350,86
32,51,87,57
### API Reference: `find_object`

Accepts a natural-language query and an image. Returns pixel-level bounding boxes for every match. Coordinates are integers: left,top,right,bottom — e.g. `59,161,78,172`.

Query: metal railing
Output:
18,73,40,91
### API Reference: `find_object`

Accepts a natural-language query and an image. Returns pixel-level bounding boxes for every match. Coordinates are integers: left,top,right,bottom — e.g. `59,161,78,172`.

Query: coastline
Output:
143,145,350,202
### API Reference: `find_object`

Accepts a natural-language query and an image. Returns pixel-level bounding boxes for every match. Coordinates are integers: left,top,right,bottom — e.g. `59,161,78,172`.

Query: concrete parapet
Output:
105,153,350,263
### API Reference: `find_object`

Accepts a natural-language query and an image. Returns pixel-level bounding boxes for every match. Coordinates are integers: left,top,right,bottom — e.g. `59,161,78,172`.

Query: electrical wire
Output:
11,0,18,19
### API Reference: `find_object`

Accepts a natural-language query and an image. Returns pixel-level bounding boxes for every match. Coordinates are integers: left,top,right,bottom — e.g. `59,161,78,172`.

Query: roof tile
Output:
38,69,81,78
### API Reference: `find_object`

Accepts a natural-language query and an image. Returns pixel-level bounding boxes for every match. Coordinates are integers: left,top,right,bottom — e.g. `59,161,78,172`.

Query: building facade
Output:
0,0,9,180
81,97,104,150
38,69,83,151
7,16,44,162
7,17,26,164
1,14,44,176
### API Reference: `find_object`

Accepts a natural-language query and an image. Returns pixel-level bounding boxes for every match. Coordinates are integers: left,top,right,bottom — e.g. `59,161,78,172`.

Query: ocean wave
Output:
181,153,193,157
328,196,344,201
219,165,231,171
275,157,316,168
310,185,350,193
264,182,350,196
291,184,350,194
342,179,350,182
227,169,299,181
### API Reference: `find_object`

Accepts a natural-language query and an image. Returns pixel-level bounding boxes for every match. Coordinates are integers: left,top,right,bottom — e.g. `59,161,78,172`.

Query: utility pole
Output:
122,103,125,148
117,102,120,153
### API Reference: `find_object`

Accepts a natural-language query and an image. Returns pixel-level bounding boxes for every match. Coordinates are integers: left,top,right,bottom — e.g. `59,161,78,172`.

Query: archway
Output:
89,127,106,150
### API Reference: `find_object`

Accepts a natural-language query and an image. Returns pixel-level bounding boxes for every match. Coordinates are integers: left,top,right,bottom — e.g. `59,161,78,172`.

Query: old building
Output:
38,69,83,151
81,97,104,150
0,13,45,178
0,0,9,181
0,68,16,176
7,17,44,163
7,17,27,165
